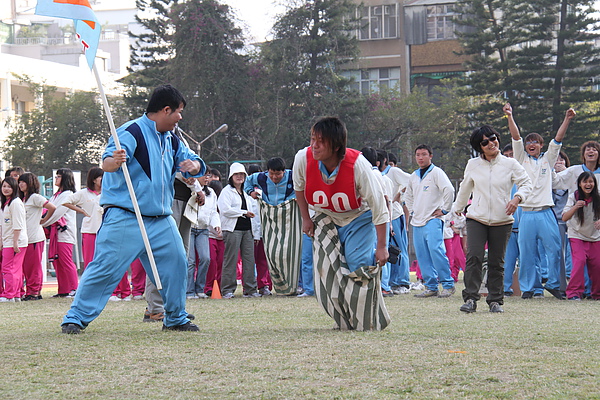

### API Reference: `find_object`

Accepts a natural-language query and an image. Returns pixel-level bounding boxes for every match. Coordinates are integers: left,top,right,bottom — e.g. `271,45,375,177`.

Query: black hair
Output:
376,149,387,171
56,168,76,193
502,144,513,154
558,150,570,168
18,172,40,200
387,152,398,165
360,147,378,167
247,164,262,175
1,177,19,209
209,179,223,197
146,84,186,114
266,157,285,171
415,144,433,155
470,125,500,154
210,168,222,180
311,117,347,160
575,171,600,224
7,166,24,178
86,167,104,190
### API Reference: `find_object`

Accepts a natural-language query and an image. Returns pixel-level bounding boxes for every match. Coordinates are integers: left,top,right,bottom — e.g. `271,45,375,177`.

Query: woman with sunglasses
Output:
452,126,532,313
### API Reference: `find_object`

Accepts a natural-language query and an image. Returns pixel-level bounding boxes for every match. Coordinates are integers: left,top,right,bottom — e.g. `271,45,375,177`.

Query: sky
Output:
222,0,286,42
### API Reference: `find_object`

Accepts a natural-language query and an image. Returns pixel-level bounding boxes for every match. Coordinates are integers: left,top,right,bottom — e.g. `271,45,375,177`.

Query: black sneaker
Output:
544,287,566,300
162,321,199,331
22,295,43,301
489,302,504,313
521,291,533,299
460,299,477,313
61,323,84,334
186,313,195,320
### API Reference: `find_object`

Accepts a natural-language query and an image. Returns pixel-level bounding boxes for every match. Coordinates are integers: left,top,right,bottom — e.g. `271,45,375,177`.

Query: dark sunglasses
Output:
480,135,498,147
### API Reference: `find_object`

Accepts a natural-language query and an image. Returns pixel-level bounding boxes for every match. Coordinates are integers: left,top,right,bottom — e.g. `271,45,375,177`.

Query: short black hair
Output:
311,117,347,160
266,157,285,171
86,167,104,190
502,144,513,154
387,152,398,164
415,144,433,155
470,126,500,154
247,164,262,175
210,168,222,180
376,150,387,171
146,85,186,114
360,147,378,167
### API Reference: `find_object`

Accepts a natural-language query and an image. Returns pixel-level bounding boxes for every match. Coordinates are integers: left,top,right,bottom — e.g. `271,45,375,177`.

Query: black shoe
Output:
489,302,504,313
186,313,195,320
52,293,69,298
503,291,513,297
460,299,477,313
22,295,43,301
544,287,566,300
521,291,533,299
61,323,83,334
162,321,199,331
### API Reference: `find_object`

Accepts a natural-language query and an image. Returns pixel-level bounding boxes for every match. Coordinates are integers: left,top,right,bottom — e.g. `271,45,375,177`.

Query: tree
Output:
256,0,362,164
4,77,108,177
126,0,255,165
455,0,600,160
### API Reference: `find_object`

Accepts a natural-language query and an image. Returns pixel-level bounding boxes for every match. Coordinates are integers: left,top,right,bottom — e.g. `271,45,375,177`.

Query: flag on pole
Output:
35,0,101,69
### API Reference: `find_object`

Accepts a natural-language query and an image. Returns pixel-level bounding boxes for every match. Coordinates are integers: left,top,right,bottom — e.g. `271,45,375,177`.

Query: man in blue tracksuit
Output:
62,85,205,334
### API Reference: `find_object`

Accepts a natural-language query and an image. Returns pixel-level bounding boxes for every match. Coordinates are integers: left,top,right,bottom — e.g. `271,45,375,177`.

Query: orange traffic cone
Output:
211,280,222,299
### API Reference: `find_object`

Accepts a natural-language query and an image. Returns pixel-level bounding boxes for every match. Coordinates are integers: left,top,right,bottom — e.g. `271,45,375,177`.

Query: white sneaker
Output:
297,292,313,298
409,282,425,291
0,297,14,302
197,293,209,299
132,295,144,300
66,290,77,298
108,295,121,302
398,287,411,294
186,294,199,299
122,296,132,301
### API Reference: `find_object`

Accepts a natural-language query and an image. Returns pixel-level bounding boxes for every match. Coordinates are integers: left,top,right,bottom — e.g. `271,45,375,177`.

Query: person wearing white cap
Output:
218,162,260,298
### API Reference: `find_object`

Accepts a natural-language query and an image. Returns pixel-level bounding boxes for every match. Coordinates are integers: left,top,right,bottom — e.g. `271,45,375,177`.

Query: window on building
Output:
343,68,401,94
13,100,26,115
426,4,457,41
359,4,397,40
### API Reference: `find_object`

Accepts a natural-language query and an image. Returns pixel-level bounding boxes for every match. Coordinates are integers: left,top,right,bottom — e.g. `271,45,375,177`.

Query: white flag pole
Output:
92,63,162,290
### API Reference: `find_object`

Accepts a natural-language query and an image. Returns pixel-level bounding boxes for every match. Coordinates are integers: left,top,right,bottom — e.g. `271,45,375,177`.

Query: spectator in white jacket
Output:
184,171,220,298
218,163,259,299
405,144,456,298
453,126,532,314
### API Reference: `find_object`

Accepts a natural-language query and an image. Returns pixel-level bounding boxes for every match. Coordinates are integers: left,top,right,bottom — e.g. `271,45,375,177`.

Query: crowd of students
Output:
0,99,598,332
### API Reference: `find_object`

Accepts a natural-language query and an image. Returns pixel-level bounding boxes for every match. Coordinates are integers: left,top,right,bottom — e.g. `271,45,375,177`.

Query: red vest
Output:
305,147,362,213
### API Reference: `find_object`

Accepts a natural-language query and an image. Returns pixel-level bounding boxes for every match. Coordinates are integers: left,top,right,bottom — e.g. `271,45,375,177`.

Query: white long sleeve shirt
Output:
383,166,410,219
512,138,561,208
553,164,600,196
405,164,455,227
218,185,256,233
293,147,389,227
452,155,533,226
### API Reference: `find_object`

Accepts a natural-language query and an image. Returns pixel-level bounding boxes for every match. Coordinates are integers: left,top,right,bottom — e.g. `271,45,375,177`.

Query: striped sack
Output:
258,198,302,295
313,213,391,331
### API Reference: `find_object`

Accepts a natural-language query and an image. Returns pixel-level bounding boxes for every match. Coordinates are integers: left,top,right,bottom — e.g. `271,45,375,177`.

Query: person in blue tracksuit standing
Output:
61,85,205,334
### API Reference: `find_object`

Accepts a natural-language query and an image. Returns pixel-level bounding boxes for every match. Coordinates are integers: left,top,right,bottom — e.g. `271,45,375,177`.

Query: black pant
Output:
462,219,512,305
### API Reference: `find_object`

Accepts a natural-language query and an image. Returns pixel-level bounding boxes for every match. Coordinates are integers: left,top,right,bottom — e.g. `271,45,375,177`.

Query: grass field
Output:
1,281,599,400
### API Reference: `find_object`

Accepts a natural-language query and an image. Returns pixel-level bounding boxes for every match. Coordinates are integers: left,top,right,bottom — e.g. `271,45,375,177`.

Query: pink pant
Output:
1,247,27,299
205,238,224,295
81,232,96,269
22,241,44,296
254,239,272,290
52,242,78,294
445,234,465,282
113,259,146,298
566,238,600,299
